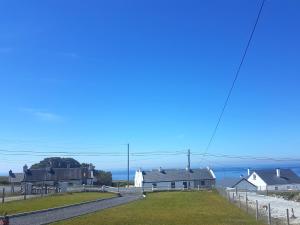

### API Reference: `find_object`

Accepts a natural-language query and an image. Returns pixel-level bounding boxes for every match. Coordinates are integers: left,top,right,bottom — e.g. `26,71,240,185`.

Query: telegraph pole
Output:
187,149,190,170
127,143,130,188
187,149,191,189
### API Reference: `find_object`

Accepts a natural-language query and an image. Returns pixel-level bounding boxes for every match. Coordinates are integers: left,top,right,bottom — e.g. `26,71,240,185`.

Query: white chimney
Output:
276,168,280,177
247,168,251,176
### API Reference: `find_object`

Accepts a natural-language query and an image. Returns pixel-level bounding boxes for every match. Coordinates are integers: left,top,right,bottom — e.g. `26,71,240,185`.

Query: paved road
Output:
9,194,142,225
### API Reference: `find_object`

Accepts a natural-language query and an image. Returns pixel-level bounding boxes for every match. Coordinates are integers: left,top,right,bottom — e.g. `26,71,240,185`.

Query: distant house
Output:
134,167,216,189
9,164,94,187
247,168,300,191
8,170,24,184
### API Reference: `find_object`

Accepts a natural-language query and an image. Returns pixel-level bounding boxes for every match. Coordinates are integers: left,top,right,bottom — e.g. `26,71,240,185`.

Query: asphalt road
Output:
9,194,142,225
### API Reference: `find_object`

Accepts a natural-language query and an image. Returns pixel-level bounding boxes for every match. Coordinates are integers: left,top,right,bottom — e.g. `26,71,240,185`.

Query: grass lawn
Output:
52,191,265,225
0,192,115,215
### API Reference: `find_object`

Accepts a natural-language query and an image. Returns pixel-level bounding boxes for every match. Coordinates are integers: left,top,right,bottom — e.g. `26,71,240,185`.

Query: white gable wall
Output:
247,172,267,191
134,170,143,187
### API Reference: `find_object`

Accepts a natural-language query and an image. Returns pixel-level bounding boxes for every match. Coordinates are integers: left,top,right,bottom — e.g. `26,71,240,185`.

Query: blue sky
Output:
1,0,300,173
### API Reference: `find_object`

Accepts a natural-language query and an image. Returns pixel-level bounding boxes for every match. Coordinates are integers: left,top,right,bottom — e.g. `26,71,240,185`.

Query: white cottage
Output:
247,168,300,191
135,167,216,189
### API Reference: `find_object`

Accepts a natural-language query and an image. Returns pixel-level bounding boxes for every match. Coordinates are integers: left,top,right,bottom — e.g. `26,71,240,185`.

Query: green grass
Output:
0,192,115,215
52,191,265,225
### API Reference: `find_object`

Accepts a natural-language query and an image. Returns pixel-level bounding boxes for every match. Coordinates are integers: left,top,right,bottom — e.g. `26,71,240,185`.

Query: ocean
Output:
111,164,300,181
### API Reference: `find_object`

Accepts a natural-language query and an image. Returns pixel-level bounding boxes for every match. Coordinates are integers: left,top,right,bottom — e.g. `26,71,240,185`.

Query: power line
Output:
204,0,267,154
1,146,300,163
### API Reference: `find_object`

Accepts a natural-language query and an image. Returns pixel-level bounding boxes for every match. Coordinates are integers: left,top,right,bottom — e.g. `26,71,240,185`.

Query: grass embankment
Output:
0,192,115,215
52,191,264,225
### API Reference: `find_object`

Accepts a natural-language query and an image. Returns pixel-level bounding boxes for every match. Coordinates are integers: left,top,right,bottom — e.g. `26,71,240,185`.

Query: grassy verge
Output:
0,192,115,215
52,191,264,225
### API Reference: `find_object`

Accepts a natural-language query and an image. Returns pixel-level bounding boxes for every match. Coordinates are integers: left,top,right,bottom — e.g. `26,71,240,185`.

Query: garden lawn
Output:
52,191,265,225
0,192,115,215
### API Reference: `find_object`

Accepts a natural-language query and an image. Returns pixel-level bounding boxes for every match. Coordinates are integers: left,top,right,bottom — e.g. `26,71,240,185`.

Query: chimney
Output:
23,164,28,173
247,168,251,176
276,168,280,177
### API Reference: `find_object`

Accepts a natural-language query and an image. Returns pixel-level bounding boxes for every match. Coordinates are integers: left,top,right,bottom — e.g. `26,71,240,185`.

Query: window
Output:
287,186,291,190
253,174,256,180
171,182,175,189
275,186,278,190
201,181,205,186
152,183,157,188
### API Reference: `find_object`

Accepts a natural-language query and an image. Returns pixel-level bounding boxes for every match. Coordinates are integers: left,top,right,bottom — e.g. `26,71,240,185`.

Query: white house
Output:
247,168,300,191
135,167,216,189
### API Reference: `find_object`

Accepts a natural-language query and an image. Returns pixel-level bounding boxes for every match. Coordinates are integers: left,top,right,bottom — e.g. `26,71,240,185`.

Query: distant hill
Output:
30,157,81,169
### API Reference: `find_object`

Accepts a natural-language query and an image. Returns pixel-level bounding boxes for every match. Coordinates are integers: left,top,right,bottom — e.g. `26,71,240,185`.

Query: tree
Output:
94,170,112,186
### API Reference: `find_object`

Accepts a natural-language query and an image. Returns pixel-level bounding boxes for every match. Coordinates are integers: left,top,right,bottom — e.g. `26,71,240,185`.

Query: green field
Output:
52,191,264,225
0,192,115,215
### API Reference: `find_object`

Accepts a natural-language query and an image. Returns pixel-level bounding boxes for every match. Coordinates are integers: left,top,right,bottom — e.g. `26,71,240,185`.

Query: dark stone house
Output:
9,164,94,187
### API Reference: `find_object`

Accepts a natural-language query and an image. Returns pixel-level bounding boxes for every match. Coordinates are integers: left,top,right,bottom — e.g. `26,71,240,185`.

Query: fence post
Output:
198,185,200,191
291,208,296,219
286,208,290,225
245,192,248,213
11,182,14,193
238,194,241,208
268,203,271,225
255,200,259,221
24,184,27,200
2,188,5,203
232,193,235,201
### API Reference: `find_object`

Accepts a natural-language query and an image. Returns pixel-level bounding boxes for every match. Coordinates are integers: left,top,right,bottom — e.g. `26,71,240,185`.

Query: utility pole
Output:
127,143,130,188
187,149,190,170
187,149,191,189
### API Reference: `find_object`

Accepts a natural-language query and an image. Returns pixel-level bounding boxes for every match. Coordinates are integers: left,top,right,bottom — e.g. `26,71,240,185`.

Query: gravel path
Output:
9,194,142,225
238,192,300,224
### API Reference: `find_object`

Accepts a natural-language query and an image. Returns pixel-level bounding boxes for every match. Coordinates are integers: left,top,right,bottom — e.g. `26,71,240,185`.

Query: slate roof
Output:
216,177,241,188
24,168,85,182
142,168,215,183
254,169,300,185
8,172,24,183
232,178,257,188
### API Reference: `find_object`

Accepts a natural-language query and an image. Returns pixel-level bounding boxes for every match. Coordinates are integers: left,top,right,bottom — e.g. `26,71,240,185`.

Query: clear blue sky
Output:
0,0,300,173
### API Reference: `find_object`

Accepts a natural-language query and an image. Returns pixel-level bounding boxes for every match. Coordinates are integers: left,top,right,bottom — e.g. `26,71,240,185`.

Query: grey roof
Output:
24,168,84,182
216,177,241,188
232,178,257,188
142,168,215,183
254,169,300,185
8,172,24,183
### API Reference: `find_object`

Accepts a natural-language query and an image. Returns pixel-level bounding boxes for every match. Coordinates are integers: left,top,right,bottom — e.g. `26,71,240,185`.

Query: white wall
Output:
267,184,300,191
142,180,214,189
247,172,267,191
134,170,143,187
